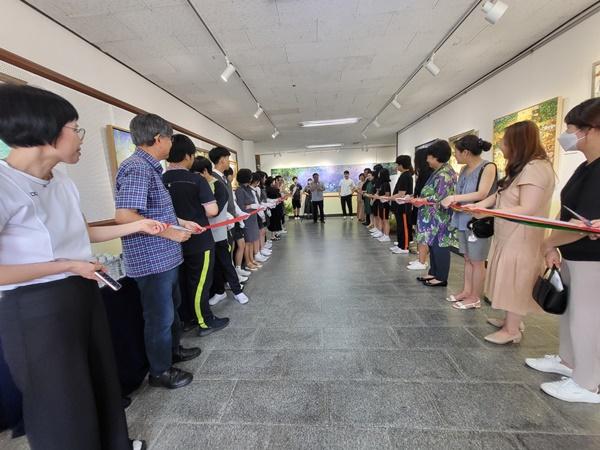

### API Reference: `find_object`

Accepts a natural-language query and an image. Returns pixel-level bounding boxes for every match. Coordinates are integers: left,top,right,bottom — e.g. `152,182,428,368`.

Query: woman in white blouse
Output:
0,84,165,450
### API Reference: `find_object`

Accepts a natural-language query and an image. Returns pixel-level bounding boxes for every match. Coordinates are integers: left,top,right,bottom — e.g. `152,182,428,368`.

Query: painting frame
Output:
593,61,600,98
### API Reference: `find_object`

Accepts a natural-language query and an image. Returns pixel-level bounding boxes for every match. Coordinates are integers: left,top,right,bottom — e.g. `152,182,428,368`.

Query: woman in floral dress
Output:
413,140,458,287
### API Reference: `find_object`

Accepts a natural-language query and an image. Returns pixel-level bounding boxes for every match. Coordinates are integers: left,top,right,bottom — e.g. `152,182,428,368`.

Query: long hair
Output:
498,120,548,191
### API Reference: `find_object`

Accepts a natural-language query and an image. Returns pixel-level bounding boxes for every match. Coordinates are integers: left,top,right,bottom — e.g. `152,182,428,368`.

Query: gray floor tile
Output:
365,349,463,381
516,433,600,449
323,327,399,349
394,326,485,349
388,429,520,449
346,308,424,327
267,425,392,449
430,383,574,432
253,328,322,349
280,349,368,380
196,350,284,379
222,380,328,425
199,327,260,350
328,381,443,427
152,423,269,450
0,433,29,450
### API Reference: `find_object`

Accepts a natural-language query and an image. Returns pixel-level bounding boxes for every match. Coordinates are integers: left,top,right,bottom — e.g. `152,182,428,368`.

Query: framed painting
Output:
448,130,478,173
593,61,600,98
492,97,562,175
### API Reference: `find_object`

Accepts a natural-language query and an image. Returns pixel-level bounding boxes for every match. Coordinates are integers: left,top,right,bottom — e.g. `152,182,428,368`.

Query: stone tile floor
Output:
3,218,600,449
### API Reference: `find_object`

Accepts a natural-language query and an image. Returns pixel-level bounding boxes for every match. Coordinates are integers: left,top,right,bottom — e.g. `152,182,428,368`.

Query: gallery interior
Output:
1,0,600,449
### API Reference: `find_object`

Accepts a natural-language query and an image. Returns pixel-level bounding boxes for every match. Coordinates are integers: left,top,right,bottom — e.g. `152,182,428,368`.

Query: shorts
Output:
372,200,380,217
457,230,491,261
292,198,301,209
378,204,390,220
232,223,244,241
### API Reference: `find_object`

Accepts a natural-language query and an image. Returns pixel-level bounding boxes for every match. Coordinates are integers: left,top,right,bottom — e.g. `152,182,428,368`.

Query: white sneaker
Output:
372,231,383,238
407,260,420,266
369,228,379,233
280,229,288,234
236,267,251,277
255,254,268,262
525,355,573,377
264,242,273,249
541,377,600,404
237,275,248,283
392,248,409,254
208,292,227,306
234,292,249,304
378,235,391,242
261,249,272,256
390,245,400,251
407,262,428,270
394,241,399,246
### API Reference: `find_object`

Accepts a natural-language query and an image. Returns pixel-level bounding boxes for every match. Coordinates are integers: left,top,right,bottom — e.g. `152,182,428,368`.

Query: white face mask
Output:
558,130,584,152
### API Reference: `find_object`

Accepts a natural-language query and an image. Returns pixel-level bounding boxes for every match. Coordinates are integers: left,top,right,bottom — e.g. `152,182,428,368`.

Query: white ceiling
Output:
26,0,598,153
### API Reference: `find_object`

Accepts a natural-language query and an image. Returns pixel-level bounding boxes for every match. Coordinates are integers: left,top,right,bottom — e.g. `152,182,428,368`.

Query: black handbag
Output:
532,267,569,314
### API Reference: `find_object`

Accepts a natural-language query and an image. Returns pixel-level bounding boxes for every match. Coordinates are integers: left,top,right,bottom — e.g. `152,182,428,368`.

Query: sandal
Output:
425,280,448,287
446,294,468,303
452,300,481,310
417,276,435,282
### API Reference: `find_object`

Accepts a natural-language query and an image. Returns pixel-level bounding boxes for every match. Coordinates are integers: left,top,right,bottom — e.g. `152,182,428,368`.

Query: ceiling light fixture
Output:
253,104,264,119
306,143,343,149
299,117,361,128
373,118,381,128
220,58,236,82
482,0,508,24
391,96,402,110
361,132,367,139
271,129,280,139
423,55,440,77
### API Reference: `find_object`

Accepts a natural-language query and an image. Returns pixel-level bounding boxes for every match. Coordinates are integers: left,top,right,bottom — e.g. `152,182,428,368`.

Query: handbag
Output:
532,267,569,314
466,162,497,239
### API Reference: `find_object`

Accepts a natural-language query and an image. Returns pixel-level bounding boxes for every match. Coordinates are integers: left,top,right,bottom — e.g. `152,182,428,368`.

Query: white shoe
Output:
264,242,273,249
208,292,227,306
279,229,287,234
394,241,399,245
234,292,249,304
369,228,379,234
392,248,409,254
525,355,573,377
261,249,272,256
371,231,383,238
407,260,420,266
378,235,391,242
541,377,600,404
237,275,248,283
407,262,428,270
255,253,268,262
390,245,400,251
236,267,251,277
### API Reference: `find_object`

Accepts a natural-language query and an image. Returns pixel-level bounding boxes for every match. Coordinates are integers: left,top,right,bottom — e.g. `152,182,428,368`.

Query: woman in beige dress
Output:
465,120,555,344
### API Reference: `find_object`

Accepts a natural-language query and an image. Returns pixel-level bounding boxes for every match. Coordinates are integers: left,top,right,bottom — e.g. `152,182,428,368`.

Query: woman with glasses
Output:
0,84,163,449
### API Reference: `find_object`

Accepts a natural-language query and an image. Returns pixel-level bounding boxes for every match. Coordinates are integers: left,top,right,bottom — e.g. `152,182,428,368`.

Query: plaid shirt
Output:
115,148,182,277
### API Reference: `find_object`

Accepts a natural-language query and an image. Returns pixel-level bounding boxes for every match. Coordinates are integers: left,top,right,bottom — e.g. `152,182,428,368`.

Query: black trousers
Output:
312,201,325,222
340,195,353,216
394,209,413,250
179,247,215,328
429,237,451,282
210,239,242,296
0,277,130,450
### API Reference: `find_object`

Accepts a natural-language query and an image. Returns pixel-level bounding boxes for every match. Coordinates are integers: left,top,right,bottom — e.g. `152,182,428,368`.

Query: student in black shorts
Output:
369,164,383,238
290,176,302,219
390,155,414,254
376,168,392,242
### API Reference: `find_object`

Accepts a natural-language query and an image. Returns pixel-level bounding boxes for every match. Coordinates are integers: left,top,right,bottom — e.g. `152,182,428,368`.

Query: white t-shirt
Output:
339,178,355,196
0,160,92,291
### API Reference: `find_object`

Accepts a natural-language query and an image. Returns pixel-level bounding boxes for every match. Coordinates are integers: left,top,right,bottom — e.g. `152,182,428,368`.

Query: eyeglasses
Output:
64,125,86,140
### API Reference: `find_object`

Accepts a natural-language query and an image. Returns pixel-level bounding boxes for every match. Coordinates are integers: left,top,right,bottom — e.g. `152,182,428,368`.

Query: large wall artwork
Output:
492,97,562,175
271,162,397,193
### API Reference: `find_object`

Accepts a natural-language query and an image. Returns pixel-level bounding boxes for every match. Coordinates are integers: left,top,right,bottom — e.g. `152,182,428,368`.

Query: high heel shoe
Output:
484,330,522,345
487,318,525,332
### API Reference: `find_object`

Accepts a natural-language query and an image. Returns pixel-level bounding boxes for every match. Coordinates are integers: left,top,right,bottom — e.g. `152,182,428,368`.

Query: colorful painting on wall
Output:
271,162,397,193
593,61,600,98
492,97,562,175
0,140,9,159
448,130,478,173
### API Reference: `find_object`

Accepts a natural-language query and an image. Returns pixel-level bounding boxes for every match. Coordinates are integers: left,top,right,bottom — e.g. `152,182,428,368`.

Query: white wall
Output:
241,140,257,171
0,0,243,153
396,11,600,194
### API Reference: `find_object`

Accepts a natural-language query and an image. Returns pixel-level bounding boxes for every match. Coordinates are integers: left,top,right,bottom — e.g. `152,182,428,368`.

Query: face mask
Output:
558,131,584,152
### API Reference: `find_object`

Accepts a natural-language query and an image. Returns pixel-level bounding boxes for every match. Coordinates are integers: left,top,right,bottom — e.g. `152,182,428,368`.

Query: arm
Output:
441,164,496,207
88,220,167,243
204,202,218,218
115,209,192,242
0,260,105,286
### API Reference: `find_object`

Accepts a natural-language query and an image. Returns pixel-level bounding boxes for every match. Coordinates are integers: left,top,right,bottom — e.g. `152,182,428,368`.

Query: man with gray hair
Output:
115,113,201,390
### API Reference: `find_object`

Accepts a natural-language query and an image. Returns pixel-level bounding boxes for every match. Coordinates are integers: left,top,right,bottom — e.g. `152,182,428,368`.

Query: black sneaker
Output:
182,321,197,332
148,367,193,389
172,345,202,363
198,317,230,337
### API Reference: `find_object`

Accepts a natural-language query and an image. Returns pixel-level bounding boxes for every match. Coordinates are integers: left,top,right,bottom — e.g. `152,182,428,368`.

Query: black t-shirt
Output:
163,169,216,254
393,171,414,212
559,158,600,261
291,183,302,199
415,168,433,197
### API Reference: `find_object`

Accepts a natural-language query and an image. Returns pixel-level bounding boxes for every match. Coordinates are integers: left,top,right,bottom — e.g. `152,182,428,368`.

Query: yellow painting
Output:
448,130,478,173
593,61,600,98
492,97,562,175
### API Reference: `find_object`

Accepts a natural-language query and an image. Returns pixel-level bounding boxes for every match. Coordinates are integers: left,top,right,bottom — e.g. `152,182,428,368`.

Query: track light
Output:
423,55,440,77
361,132,367,139
482,0,508,24
373,118,381,128
391,96,402,110
220,58,236,82
271,129,279,139
253,104,264,119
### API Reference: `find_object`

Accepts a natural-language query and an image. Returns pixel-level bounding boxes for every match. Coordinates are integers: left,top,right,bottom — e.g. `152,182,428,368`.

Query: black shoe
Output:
130,439,147,450
148,367,193,389
198,317,230,337
121,396,132,409
417,276,435,282
424,280,448,287
182,321,197,332
172,345,202,363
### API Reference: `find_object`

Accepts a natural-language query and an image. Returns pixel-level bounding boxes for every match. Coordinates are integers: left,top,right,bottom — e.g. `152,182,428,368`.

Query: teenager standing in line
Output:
339,170,356,219
389,156,414,254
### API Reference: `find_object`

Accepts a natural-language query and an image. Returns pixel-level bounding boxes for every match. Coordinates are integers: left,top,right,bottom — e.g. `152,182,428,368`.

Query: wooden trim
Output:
0,73,27,85
0,48,237,154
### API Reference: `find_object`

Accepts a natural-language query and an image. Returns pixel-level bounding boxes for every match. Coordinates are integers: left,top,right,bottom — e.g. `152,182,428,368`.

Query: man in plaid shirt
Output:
115,114,201,390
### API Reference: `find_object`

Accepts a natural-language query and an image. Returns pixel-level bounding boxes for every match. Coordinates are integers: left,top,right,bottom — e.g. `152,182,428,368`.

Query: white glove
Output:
248,203,260,209
238,216,245,228
258,210,265,220
266,209,271,217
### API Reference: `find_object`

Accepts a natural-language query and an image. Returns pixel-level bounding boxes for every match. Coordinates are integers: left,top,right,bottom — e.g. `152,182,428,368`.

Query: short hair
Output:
455,134,492,156
395,155,414,174
275,175,283,180
223,167,234,177
251,172,262,184
0,84,78,148
292,176,297,181
236,168,252,184
312,173,319,177
130,113,172,147
380,168,391,183
266,176,275,186
167,134,196,163
343,170,349,175
191,156,212,174
565,98,600,129
425,139,452,163
359,173,365,179
208,146,230,164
